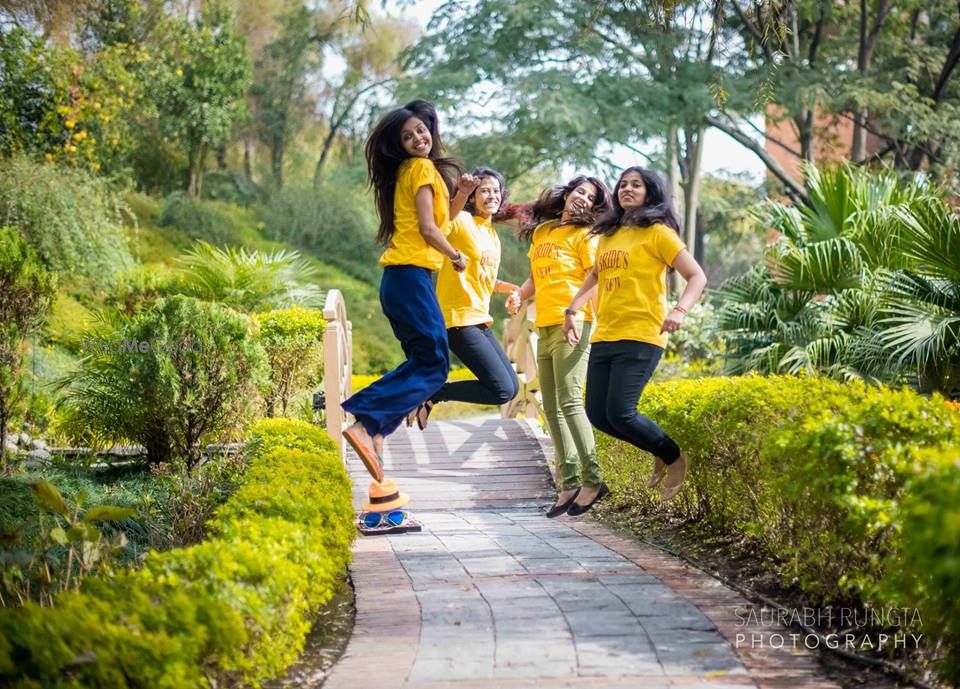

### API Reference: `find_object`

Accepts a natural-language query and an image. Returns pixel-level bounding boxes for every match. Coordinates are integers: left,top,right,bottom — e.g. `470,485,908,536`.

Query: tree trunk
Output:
271,133,284,190
243,136,255,182
0,398,7,469
694,208,705,266
682,126,705,254
216,144,227,169
666,125,683,294
313,126,338,188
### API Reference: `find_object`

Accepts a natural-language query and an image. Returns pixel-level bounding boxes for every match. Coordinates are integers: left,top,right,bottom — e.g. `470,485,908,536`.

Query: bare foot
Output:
372,433,385,458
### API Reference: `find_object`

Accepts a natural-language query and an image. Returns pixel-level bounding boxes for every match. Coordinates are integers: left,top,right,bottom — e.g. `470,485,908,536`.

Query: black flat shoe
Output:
566,482,609,516
545,488,581,518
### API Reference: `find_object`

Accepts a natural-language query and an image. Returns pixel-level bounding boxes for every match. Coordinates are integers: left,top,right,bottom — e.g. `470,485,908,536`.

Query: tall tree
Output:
155,2,250,197
313,11,417,186
405,0,735,258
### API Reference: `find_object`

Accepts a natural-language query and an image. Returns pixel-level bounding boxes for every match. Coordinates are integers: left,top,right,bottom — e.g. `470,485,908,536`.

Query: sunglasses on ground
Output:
359,510,408,528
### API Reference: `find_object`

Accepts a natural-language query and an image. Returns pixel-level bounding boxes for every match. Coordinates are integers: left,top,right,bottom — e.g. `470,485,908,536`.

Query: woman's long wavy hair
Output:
465,166,510,218
592,167,680,236
365,100,462,246
518,175,611,242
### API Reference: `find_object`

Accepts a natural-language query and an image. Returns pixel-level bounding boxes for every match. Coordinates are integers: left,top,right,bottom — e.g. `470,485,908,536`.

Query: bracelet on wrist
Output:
564,307,577,317
673,304,688,314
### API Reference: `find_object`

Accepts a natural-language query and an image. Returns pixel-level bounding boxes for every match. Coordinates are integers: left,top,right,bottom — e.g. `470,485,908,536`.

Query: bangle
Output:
452,251,463,262
673,305,688,314
564,307,577,317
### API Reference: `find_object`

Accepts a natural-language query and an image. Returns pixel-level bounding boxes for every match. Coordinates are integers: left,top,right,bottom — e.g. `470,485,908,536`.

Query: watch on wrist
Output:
564,307,577,317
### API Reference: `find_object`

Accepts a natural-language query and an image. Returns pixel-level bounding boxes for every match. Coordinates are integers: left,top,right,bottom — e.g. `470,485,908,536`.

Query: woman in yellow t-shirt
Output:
409,167,521,428
563,167,707,506
342,100,477,482
506,175,611,518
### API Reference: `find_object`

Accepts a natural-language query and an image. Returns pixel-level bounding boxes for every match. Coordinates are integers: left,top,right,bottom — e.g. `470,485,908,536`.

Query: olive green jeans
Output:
537,321,601,491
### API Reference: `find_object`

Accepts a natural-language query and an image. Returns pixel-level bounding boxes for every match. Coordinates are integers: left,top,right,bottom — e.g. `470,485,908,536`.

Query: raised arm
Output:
450,173,480,219
660,250,707,334
416,186,466,272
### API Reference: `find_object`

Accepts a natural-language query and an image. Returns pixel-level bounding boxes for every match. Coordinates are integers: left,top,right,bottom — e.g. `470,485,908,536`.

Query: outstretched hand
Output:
506,290,521,315
458,173,480,195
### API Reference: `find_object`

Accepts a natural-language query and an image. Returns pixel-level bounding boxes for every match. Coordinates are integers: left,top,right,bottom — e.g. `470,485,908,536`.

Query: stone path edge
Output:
323,535,420,689
566,520,842,689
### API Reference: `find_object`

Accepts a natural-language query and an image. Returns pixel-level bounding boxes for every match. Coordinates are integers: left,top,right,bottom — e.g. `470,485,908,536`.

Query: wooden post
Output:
322,289,353,462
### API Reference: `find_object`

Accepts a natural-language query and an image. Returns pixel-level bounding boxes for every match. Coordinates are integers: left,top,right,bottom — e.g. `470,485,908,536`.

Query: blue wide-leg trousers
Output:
342,265,449,438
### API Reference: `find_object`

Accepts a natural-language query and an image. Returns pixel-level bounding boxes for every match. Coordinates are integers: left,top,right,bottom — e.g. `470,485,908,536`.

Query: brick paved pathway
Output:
325,418,840,689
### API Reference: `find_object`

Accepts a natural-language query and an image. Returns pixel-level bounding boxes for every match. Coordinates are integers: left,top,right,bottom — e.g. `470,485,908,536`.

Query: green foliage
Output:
0,227,56,466
154,6,251,196
887,450,960,683
596,374,960,677
256,307,325,417
0,418,354,688
0,156,133,279
663,300,723,364
1,453,253,608
1,479,133,608
173,241,324,312
262,181,381,283
698,175,766,285
718,165,960,396
158,191,244,245
0,27,146,174
56,295,268,468
201,169,261,206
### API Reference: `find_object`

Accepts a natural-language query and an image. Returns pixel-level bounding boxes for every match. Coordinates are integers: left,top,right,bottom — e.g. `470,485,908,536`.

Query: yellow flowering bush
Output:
0,418,355,687
597,375,960,681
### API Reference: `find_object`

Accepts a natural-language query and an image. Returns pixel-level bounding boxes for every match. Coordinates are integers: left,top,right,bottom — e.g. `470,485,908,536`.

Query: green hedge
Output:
0,418,355,688
597,375,960,681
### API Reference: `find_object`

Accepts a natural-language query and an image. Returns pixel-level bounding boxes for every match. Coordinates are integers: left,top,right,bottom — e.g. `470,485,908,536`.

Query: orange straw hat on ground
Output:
363,478,410,512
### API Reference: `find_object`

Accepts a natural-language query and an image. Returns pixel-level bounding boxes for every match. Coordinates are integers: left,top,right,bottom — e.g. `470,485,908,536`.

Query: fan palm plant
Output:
717,163,960,396
870,198,960,395
173,242,324,312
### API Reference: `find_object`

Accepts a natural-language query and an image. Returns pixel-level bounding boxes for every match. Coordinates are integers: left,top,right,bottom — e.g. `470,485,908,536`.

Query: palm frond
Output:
766,236,862,291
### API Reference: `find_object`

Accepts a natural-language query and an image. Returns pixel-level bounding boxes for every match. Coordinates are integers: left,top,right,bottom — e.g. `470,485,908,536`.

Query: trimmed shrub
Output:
255,307,325,416
0,418,355,688
57,296,268,468
596,375,960,679
886,449,960,683
0,156,133,279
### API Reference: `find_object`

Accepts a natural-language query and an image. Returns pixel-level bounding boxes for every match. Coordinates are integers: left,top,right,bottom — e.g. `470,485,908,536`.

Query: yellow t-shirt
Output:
379,157,451,271
591,223,686,347
436,212,501,328
528,220,598,328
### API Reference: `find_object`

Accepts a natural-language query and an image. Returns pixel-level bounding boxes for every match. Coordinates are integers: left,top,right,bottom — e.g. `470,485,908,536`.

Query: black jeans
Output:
585,340,681,465
432,324,520,406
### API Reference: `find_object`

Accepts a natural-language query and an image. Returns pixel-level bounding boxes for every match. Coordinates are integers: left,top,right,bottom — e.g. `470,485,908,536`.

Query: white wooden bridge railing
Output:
323,289,353,461
501,299,543,421
321,292,542,462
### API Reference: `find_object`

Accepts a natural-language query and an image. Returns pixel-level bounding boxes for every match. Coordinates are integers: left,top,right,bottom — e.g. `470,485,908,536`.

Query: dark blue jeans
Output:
432,324,519,406
342,266,449,438
585,340,681,465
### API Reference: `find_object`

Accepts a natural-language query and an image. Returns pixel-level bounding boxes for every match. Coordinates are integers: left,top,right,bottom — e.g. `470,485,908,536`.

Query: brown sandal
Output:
343,425,384,482
416,401,434,431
